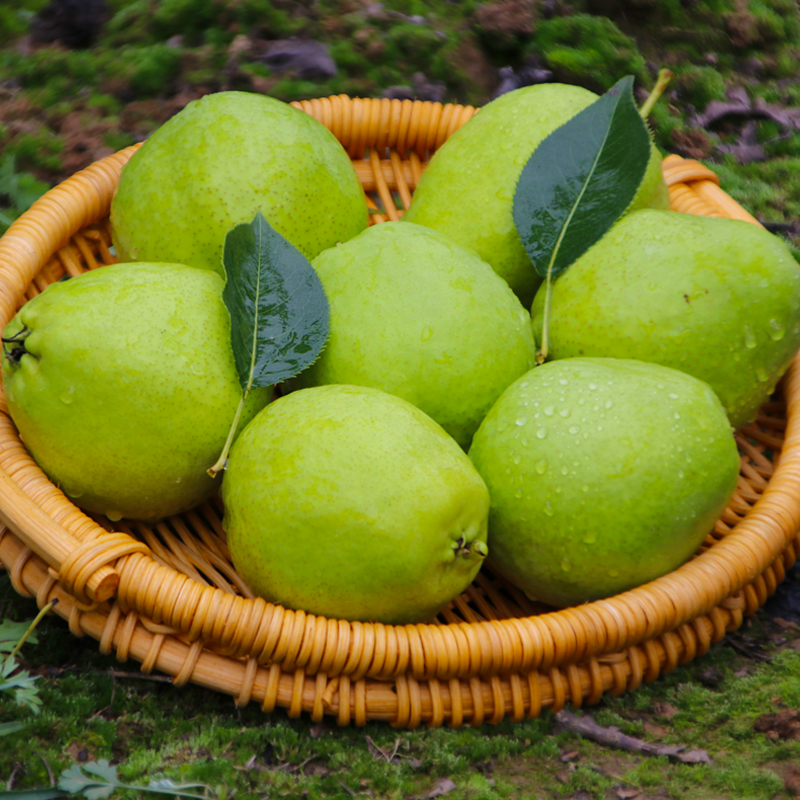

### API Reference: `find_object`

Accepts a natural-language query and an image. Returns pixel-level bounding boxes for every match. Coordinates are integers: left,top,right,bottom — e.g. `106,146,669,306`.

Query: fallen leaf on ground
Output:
754,709,800,740
654,703,680,719
419,777,457,798
559,749,580,763
554,710,712,764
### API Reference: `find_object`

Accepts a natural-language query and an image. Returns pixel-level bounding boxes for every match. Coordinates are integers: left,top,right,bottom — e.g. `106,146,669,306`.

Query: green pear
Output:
531,209,800,429
292,222,536,449
1,263,270,522
402,83,670,307
111,91,368,275
469,358,740,608
222,385,490,623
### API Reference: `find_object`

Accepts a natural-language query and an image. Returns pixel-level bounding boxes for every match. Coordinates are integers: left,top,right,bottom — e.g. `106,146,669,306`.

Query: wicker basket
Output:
0,95,799,729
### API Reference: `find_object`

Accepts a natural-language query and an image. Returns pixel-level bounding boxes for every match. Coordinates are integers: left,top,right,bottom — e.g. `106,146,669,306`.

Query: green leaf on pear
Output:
513,75,651,281
223,211,329,390
209,211,329,476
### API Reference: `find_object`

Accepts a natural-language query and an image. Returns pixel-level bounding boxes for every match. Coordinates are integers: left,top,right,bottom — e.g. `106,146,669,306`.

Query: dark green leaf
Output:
513,75,651,280
223,212,329,389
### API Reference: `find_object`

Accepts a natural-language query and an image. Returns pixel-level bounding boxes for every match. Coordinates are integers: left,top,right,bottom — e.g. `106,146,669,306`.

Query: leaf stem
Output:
536,276,554,365
639,69,673,120
7,599,58,662
208,391,248,478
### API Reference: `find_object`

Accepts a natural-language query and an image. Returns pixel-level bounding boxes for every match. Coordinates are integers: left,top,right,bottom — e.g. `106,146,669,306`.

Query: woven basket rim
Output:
0,95,799,727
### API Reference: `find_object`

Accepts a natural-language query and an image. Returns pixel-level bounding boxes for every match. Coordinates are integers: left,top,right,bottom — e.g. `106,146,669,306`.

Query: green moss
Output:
5,129,64,172
524,15,646,92
676,65,727,110
385,23,447,67
114,44,183,96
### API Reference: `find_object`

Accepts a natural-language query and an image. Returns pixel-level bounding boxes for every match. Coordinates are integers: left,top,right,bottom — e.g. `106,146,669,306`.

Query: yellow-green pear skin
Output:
111,91,368,275
1,263,271,522
531,210,800,429
469,359,740,608
293,222,536,448
222,385,490,624
402,84,670,307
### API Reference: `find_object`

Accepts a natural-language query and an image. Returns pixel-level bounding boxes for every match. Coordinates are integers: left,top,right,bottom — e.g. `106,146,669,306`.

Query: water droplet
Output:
65,486,83,499
744,325,757,349
544,405,555,416
535,460,548,474
536,427,547,439
559,408,571,418
582,531,597,544
568,426,580,435
588,383,598,391
756,366,769,383
560,559,571,572
514,489,523,498
561,466,569,475
516,416,527,427
190,363,205,376
513,455,521,465
667,392,679,400
604,399,613,409
581,484,589,492
674,412,681,420
559,378,569,386
496,419,509,432
421,326,433,341
677,469,685,479
578,397,586,406
59,386,76,404
520,381,529,389
597,425,604,432
175,476,183,484
544,501,554,516
107,510,123,522
608,569,619,578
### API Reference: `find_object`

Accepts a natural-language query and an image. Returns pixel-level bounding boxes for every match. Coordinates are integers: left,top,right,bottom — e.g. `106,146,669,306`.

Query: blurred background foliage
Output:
0,0,798,252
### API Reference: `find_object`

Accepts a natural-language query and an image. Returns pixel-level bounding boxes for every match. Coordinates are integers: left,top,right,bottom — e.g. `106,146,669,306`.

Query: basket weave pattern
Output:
0,96,799,728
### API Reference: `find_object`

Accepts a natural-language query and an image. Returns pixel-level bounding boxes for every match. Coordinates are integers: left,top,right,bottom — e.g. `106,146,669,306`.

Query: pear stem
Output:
6,598,58,663
208,391,248,477
639,69,673,121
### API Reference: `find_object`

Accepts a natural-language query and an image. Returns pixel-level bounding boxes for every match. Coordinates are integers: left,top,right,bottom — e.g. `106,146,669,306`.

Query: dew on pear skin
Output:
677,469,685,479
755,366,769,383
608,569,619,578
536,427,548,439
513,455,521,465
559,378,569,386
667,392,679,400
544,405,555,416
604,399,613,409
560,559,571,572
743,325,757,349
561,466,569,475
496,419,509,433
559,408,571,418
568,426,580,435
59,386,76,404
175,476,183,483
107,511,123,522
582,531,597,544
514,489,523,498
190,363,205,376
674,412,681,420
421,326,433,342
535,459,548,474
65,486,84,499
544,501,555,516
581,484,589,492
516,416,528,426
588,383,598,391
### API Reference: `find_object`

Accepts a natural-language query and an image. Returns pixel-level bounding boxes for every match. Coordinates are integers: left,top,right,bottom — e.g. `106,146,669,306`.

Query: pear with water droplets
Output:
532,209,800,429
469,358,739,608
1,263,270,522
